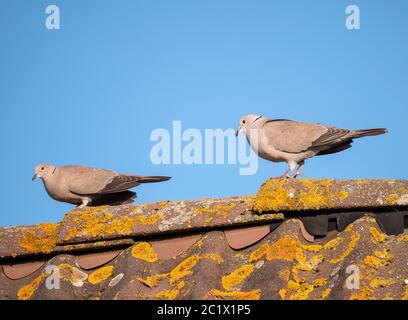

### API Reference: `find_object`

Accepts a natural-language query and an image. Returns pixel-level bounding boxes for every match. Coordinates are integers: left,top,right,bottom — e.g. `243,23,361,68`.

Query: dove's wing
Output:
261,120,351,154
62,166,142,196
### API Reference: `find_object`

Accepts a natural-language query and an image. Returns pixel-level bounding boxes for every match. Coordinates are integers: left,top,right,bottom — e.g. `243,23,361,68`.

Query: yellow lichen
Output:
363,249,393,269
208,289,261,300
155,281,185,300
323,237,344,250
58,263,88,286
278,288,287,300
222,264,254,291
402,286,408,300
279,270,290,281
397,234,408,242
88,265,113,285
193,203,237,218
369,278,395,288
383,194,401,205
131,242,158,262
301,244,323,252
169,254,223,285
17,273,47,300
64,207,164,240
137,273,168,288
369,227,388,243
330,233,360,264
313,278,327,287
253,179,350,212
266,235,300,262
19,223,59,254
320,288,332,299
349,286,374,300
249,243,269,262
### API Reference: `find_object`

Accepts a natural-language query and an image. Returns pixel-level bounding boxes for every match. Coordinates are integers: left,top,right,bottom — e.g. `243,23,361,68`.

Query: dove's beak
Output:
32,173,38,181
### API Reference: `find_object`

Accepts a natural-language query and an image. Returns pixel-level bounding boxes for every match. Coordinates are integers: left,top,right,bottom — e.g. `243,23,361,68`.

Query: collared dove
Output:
236,114,387,178
32,164,171,208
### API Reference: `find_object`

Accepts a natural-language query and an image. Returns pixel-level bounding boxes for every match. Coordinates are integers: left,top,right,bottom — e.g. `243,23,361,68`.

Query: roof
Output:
1,178,408,300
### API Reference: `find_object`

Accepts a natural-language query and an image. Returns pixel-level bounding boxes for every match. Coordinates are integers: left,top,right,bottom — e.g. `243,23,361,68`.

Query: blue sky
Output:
0,1,407,227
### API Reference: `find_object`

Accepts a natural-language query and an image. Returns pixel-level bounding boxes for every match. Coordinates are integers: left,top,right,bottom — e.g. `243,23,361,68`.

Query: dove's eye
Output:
242,120,246,124
41,167,45,171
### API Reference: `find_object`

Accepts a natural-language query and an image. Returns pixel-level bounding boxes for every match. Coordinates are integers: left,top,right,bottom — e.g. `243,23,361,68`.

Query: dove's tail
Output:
351,128,388,138
138,176,172,183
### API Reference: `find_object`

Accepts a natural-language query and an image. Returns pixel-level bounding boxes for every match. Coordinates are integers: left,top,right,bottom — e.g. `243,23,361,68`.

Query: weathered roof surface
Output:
1,179,408,300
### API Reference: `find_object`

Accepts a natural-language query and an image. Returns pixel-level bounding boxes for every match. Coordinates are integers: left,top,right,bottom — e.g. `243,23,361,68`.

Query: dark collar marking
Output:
253,116,263,123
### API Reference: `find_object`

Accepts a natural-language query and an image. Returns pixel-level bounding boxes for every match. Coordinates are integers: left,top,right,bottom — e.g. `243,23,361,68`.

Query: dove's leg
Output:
76,198,90,209
292,161,305,178
274,162,296,179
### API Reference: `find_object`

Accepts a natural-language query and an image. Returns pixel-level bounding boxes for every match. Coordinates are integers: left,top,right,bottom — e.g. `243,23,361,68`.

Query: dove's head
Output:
32,163,56,181
236,114,263,136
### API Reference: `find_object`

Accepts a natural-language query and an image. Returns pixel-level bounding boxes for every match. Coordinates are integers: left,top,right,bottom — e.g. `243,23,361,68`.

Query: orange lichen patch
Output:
88,265,114,285
169,254,223,285
64,207,164,240
286,281,313,300
253,179,350,212
313,278,327,287
201,253,224,264
320,288,332,299
204,217,214,224
396,234,408,242
369,227,388,243
266,236,300,262
193,203,237,218
249,243,269,262
155,281,185,300
301,244,323,252
208,289,261,300
402,286,408,300
282,277,328,300
250,236,324,274
58,263,88,286
349,286,375,300
278,288,287,300
222,264,254,291
369,278,395,288
131,242,158,262
330,233,360,264
137,273,168,288
384,194,400,205
323,237,344,250
279,270,291,281
19,223,59,254
17,273,47,300
363,249,394,269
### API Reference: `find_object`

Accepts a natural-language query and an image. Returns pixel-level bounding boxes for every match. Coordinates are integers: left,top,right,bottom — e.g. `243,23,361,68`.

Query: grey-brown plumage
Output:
236,114,387,178
32,164,171,208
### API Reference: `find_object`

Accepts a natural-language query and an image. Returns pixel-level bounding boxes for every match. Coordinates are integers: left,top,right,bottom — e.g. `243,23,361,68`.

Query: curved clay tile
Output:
299,220,315,243
150,234,203,260
2,261,45,280
76,250,122,270
225,224,271,250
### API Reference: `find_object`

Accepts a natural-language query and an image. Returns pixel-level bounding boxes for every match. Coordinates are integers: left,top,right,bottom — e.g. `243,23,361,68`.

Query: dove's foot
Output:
76,199,90,209
292,161,305,179
272,168,293,180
